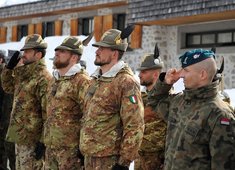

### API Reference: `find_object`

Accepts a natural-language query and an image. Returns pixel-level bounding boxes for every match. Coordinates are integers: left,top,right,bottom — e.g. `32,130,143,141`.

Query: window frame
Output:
186,29,235,48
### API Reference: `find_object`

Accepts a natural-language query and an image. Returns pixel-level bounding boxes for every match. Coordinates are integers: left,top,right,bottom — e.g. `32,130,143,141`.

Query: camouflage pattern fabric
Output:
43,68,90,170
137,152,164,170
15,144,42,170
45,146,83,170
136,92,166,170
1,59,51,170
44,69,90,148
148,80,235,170
84,155,118,170
1,58,51,145
80,63,144,167
134,158,142,170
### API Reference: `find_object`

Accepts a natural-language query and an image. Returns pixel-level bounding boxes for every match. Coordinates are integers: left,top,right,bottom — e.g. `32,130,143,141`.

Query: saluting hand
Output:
165,68,181,85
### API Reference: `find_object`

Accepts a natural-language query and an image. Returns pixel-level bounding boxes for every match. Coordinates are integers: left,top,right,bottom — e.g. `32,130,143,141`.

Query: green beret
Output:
179,49,215,68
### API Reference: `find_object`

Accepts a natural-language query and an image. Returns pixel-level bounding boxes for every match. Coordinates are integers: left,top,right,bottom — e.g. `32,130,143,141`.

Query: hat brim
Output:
55,45,73,51
20,45,35,51
137,65,163,71
55,46,82,55
92,41,113,48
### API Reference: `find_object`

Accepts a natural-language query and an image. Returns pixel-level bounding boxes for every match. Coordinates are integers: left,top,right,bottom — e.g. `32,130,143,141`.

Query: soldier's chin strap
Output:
212,56,224,82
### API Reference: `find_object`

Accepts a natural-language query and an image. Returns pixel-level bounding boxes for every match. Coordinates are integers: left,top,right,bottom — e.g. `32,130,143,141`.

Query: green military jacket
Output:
44,64,90,148
1,59,52,145
139,90,166,155
80,61,144,166
148,80,235,170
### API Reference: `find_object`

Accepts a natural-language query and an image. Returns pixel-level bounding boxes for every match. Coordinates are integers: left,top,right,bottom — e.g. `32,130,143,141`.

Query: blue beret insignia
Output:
179,49,215,68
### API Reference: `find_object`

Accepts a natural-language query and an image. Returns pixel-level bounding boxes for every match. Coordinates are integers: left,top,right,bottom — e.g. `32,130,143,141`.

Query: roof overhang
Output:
0,1,127,22
135,9,235,26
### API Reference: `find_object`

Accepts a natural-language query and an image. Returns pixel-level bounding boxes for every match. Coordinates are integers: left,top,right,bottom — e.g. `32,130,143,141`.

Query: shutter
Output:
35,23,42,35
11,25,17,42
94,16,103,41
0,27,7,43
70,19,78,36
130,25,142,49
55,20,63,36
103,14,113,33
28,24,35,35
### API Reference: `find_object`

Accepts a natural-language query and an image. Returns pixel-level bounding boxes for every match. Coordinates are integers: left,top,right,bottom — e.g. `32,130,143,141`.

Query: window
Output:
113,14,126,31
42,21,55,38
17,25,28,41
186,30,235,48
78,18,94,35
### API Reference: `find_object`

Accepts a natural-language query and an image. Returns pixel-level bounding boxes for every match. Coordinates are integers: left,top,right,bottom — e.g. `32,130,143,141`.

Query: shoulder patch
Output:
129,95,137,104
220,118,230,126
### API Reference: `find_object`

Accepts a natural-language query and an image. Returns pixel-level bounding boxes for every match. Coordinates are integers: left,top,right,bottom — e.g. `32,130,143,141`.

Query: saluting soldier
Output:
1,34,52,170
148,49,235,170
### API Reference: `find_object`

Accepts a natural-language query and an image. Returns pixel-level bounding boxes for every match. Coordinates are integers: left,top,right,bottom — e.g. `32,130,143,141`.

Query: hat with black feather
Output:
55,32,93,55
138,43,164,70
92,25,135,52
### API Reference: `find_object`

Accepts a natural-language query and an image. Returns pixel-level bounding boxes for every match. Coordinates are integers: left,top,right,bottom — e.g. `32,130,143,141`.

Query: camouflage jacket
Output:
139,91,166,155
1,59,52,145
44,64,90,148
148,80,235,170
80,61,144,166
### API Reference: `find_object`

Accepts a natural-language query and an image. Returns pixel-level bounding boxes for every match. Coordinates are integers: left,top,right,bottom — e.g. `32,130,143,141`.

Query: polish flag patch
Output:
129,95,137,104
220,118,230,125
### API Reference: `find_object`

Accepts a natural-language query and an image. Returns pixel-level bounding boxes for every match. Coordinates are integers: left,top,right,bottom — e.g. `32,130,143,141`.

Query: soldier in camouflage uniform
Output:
148,49,235,170
80,27,145,170
43,36,91,170
135,53,166,170
0,50,15,170
1,34,52,170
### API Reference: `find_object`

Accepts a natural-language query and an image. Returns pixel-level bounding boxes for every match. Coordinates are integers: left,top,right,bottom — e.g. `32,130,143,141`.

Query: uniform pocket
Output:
184,122,209,144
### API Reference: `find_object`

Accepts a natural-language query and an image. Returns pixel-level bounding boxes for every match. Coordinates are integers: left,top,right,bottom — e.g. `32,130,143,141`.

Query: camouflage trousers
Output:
44,146,83,170
84,155,119,170
134,151,164,170
15,144,43,170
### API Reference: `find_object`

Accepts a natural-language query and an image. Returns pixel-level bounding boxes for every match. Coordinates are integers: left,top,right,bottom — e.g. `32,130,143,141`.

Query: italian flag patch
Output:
129,95,137,104
220,118,230,125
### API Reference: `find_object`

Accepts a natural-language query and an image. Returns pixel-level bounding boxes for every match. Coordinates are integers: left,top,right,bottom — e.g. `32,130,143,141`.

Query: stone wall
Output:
124,25,179,73
124,25,235,89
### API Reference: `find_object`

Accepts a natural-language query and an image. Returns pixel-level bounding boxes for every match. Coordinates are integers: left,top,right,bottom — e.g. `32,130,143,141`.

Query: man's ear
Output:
200,69,208,81
35,51,42,60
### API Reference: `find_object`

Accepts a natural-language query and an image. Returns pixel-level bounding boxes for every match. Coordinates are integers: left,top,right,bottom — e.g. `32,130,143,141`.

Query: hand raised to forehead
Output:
6,50,21,70
165,68,181,85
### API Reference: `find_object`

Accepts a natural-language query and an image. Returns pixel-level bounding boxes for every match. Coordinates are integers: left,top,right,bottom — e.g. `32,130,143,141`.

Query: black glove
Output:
112,163,129,170
34,142,46,160
77,149,84,166
6,50,21,69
